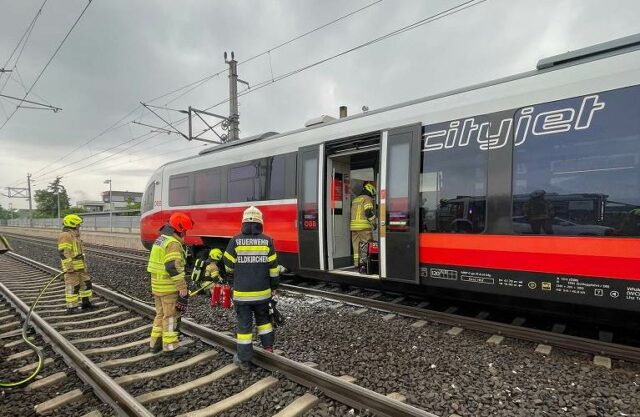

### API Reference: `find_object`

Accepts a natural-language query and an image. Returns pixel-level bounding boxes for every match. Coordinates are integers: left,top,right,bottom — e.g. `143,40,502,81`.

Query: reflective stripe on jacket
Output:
350,194,376,231
224,222,279,304
58,228,86,272
147,234,187,294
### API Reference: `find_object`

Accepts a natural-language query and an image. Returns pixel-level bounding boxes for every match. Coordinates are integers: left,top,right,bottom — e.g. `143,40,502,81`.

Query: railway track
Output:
6,232,640,364
0,251,433,417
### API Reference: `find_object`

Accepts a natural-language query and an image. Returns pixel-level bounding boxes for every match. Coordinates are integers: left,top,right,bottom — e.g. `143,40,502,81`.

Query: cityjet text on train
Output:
422,95,605,152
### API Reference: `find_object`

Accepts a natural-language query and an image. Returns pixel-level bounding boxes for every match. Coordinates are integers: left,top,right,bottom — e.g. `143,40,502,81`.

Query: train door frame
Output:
296,144,325,271
379,124,422,283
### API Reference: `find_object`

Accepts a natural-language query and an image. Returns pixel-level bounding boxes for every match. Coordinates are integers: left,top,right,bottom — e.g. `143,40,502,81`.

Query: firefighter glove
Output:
176,294,189,312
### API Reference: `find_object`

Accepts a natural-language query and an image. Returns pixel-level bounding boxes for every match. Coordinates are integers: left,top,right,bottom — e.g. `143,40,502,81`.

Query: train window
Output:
228,162,260,202
142,182,155,213
169,174,192,206
512,86,640,237
268,155,286,200
194,168,222,204
419,118,489,233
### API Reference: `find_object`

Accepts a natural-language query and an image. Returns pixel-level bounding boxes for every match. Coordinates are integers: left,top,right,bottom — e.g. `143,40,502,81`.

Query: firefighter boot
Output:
233,354,255,372
150,338,162,354
165,345,190,356
66,307,79,315
81,298,93,310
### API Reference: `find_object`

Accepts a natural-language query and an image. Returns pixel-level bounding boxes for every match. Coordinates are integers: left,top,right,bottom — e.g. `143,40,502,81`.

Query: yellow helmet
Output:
364,182,376,195
209,248,223,261
63,214,83,228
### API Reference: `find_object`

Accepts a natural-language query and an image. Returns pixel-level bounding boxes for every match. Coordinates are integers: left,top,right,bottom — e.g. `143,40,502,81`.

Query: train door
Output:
325,156,352,269
297,144,324,270
379,124,421,282
324,137,380,277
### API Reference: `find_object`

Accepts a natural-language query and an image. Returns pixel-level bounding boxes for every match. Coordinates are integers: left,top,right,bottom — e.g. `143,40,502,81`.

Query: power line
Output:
159,0,384,107
0,0,92,131
0,0,48,89
28,1,386,183
199,0,487,114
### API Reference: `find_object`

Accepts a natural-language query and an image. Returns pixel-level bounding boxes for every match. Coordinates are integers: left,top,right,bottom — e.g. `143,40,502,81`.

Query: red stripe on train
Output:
141,204,299,253
420,234,640,280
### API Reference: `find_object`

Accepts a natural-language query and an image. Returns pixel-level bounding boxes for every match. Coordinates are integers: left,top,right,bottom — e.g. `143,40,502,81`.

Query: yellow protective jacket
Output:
147,229,187,295
205,262,220,281
58,228,86,272
350,194,376,231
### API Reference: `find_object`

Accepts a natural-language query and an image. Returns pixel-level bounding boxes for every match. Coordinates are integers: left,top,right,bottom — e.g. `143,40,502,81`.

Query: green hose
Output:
0,271,64,388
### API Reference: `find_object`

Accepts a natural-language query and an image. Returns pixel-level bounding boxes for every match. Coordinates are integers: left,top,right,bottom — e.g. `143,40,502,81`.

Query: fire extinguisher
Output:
210,283,222,307
221,284,232,309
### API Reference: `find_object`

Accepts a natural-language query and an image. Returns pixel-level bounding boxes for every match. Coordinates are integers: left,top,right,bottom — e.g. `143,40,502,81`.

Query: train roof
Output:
162,33,640,169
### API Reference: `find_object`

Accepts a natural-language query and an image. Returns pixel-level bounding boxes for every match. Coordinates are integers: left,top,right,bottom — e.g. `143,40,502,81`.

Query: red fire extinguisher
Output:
221,284,232,309
210,283,222,307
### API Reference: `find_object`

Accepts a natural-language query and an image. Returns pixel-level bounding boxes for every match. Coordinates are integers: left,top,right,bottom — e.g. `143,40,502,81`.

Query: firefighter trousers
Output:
150,293,181,352
351,230,372,266
235,302,273,362
63,271,92,309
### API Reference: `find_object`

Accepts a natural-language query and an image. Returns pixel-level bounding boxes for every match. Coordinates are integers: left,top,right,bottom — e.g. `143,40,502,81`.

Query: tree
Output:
34,177,71,218
126,196,141,210
62,207,87,216
0,204,17,220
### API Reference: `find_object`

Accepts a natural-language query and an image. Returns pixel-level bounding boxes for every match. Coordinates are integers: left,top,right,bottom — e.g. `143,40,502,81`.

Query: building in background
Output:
102,191,143,211
76,200,106,212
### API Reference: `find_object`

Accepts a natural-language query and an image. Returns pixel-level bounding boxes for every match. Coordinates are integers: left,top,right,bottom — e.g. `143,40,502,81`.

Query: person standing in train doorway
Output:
58,214,93,314
350,182,377,271
224,206,280,371
147,212,193,355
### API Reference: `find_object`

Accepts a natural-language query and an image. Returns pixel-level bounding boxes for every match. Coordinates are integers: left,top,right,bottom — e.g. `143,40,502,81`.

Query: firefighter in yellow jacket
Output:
58,214,92,314
147,212,193,354
350,182,377,267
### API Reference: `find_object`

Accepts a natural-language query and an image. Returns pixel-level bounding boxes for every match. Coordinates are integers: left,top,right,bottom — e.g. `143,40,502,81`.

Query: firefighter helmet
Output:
169,212,194,233
209,248,223,261
242,206,263,224
63,214,83,228
364,182,376,196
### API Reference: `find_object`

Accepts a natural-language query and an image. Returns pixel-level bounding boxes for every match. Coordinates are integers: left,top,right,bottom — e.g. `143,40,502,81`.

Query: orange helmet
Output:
169,212,194,233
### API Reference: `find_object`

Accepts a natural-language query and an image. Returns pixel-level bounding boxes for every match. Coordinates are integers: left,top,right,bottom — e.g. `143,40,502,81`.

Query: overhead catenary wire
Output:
0,0,48,92
0,0,93,132
25,0,484,189
76,0,486,180
66,0,486,182
196,0,488,116
24,1,386,185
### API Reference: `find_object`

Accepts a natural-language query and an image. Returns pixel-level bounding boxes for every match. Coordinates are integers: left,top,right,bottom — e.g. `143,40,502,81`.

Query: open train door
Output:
297,144,325,270
380,124,421,282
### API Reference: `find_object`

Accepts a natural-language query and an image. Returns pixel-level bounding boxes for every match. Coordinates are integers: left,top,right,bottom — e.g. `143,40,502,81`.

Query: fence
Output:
6,216,141,232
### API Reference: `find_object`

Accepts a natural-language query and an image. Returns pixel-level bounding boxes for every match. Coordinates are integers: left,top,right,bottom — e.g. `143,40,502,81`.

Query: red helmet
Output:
169,212,194,233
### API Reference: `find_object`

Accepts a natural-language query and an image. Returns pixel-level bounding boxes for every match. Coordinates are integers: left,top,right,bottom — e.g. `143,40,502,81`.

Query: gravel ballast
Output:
8,236,640,417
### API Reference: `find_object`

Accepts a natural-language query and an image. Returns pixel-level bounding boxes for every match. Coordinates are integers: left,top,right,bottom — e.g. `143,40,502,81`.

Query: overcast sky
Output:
1,0,639,210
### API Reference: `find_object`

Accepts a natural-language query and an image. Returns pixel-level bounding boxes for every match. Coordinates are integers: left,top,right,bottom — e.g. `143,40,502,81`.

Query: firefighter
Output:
58,214,92,314
224,206,279,371
205,248,224,282
147,212,193,354
350,182,377,268
523,190,554,234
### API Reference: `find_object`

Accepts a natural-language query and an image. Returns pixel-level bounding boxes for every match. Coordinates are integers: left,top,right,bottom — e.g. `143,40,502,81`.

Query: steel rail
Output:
280,283,640,363
6,251,437,417
5,233,640,363
0,232,148,263
0,262,153,416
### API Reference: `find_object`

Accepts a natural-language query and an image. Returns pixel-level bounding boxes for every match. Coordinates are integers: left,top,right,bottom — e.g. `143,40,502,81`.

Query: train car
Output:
141,34,640,313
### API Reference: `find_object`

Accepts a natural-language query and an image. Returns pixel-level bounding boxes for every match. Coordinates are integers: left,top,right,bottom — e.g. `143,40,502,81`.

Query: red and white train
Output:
141,34,640,312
